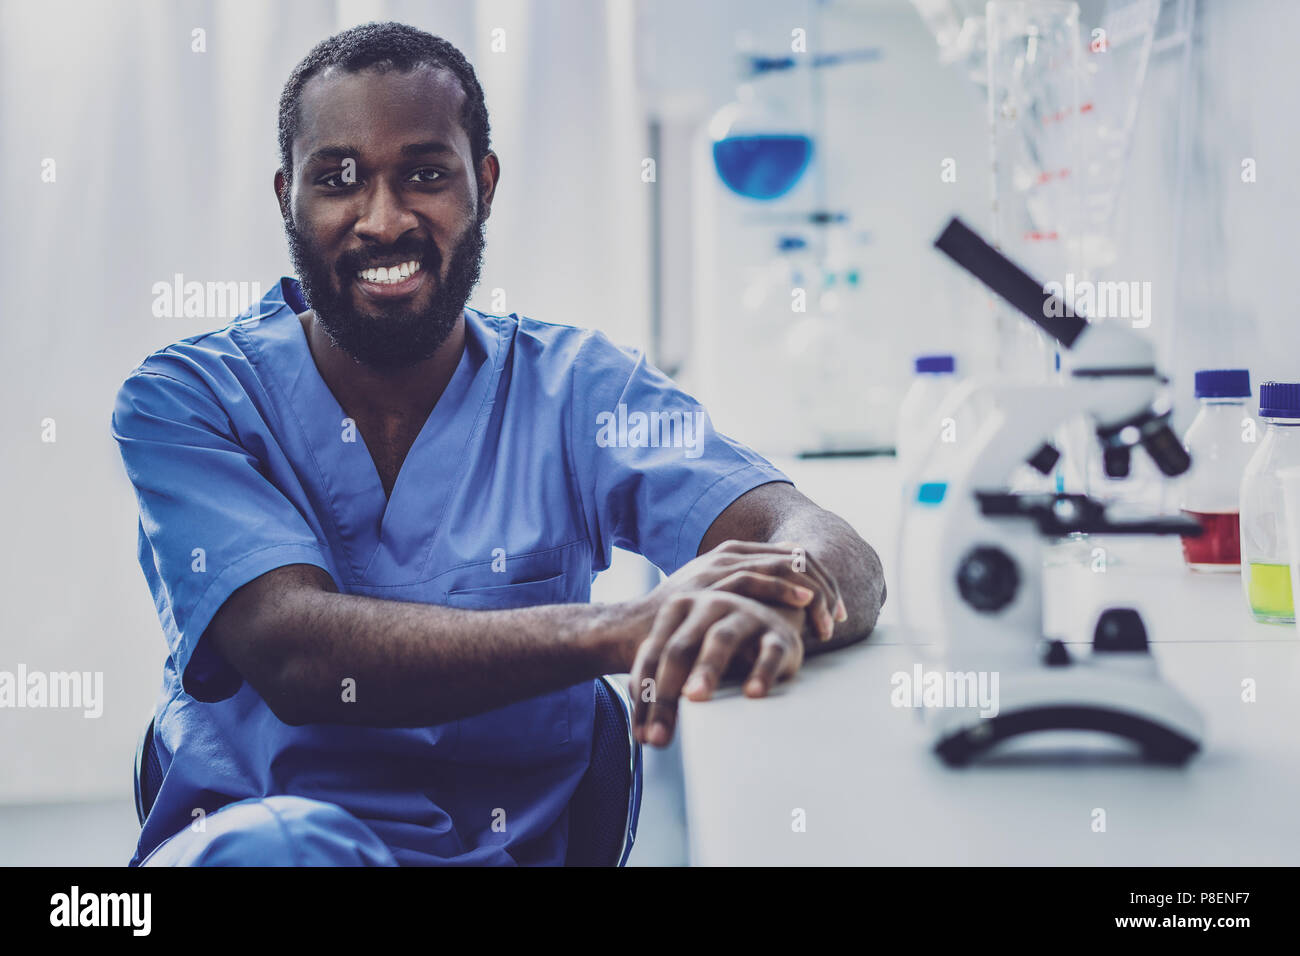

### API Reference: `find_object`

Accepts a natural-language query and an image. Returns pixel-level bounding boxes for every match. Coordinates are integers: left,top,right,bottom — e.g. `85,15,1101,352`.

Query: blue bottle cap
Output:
1259,381,1300,419
914,354,955,374
1194,369,1250,399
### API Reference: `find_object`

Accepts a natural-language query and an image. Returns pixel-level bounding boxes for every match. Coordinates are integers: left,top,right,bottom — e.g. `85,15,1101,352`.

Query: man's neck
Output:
297,309,466,424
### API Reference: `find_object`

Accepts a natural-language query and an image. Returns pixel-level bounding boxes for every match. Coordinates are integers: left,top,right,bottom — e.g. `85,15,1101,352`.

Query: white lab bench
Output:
678,457,1300,865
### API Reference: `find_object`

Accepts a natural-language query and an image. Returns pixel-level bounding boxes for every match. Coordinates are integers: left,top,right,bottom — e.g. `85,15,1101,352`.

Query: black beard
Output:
284,205,486,371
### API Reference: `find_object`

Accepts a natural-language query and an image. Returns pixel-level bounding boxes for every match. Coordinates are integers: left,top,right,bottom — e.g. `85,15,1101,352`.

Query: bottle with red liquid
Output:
1180,369,1254,572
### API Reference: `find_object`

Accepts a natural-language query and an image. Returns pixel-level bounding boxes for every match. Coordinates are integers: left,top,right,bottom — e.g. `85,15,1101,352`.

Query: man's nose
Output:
353,180,419,246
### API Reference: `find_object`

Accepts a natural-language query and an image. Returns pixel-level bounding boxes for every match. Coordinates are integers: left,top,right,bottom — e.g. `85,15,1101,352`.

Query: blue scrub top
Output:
112,277,790,865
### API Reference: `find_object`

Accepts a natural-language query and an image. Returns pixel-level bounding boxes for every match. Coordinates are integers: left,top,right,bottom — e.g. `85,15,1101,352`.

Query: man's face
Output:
279,64,492,370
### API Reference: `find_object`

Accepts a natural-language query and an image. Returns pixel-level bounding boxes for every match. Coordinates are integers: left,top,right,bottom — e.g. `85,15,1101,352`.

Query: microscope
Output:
898,218,1204,766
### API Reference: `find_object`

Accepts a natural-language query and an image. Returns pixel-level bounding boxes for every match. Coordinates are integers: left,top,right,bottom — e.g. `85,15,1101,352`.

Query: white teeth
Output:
357,260,422,284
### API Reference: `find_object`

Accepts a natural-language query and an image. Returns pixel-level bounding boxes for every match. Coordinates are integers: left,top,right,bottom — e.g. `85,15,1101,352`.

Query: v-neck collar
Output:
236,277,503,584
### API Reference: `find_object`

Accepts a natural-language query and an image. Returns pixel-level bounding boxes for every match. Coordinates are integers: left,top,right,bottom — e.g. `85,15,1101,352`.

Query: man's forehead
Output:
295,63,468,160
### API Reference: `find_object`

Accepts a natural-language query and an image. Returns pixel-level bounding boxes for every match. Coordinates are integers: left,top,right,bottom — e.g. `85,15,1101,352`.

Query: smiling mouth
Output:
356,258,423,283
352,258,427,299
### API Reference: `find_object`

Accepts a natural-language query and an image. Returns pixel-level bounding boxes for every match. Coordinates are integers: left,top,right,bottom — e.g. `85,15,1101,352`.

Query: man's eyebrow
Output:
399,141,457,157
302,144,359,168
303,142,457,167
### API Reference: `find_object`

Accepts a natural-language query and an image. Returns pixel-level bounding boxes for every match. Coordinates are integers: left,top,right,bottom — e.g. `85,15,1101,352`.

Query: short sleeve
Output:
112,369,329,702
569,332,791,575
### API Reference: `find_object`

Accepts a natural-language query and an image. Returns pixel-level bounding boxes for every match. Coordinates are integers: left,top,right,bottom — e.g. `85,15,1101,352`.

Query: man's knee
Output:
144,795,397,866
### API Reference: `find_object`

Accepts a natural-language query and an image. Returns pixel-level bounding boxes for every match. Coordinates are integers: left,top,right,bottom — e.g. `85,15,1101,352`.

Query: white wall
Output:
1152,0,1300,428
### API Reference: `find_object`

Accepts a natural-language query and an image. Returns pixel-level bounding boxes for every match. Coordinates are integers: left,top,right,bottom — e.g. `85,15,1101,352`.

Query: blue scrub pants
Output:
140,796,398,866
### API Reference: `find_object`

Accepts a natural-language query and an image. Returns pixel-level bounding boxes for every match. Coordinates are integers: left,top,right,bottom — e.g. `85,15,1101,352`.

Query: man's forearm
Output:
259,585,651,727
767,508,887,653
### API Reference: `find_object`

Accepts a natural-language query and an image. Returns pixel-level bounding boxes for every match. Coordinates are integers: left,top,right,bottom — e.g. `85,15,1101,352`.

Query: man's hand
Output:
652,538,847,641
628,590,807,747
617,537,851,748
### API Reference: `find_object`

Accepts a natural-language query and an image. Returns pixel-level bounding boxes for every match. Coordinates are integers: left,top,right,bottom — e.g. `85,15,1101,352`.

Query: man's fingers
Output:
706,540,845,626
630,597,690,736
711,569,815,609
743,632,797,698
681,612,762,702
641,601,730,746
711,539,802,557
782,549,846,623
729,554,838,639
781,549,846,626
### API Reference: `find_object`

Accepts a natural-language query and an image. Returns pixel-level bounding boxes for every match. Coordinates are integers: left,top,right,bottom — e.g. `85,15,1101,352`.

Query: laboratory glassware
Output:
783,231,894,455
709,32,880,203
1179,369,1253,572
910,0,990,88
1275,466,1300,639
709,38,817,203
987,0,1084,383
1240,382,1300,624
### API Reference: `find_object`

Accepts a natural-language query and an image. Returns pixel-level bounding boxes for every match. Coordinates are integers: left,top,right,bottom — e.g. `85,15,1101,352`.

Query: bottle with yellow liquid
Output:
1240,382,1300,624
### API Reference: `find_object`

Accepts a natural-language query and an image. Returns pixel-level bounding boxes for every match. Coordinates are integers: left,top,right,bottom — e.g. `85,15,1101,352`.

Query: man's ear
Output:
477,151,500,220
274,169,290,220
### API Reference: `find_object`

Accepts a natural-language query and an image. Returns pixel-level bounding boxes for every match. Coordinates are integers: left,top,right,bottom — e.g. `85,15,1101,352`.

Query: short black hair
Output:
277,21,491,186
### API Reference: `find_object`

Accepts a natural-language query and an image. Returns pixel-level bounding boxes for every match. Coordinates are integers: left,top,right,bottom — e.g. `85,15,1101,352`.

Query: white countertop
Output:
678,457,1300,865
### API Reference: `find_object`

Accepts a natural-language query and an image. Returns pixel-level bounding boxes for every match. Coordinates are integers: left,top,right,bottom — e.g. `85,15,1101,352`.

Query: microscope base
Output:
930,662,1204,767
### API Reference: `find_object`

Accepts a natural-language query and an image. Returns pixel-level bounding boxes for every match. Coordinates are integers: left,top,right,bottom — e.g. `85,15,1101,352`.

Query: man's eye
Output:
317,172,357,188
410,168,442,183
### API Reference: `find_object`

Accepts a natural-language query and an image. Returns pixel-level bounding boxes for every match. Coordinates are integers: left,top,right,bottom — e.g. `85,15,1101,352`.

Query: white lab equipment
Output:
1240,382,1300,624
1178,369,1253,572
899,218,1203,766
896,355,960,475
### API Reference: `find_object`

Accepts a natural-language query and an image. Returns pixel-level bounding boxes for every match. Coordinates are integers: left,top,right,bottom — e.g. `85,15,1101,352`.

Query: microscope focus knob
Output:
955,546,1020,612
1093,608,1149,652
